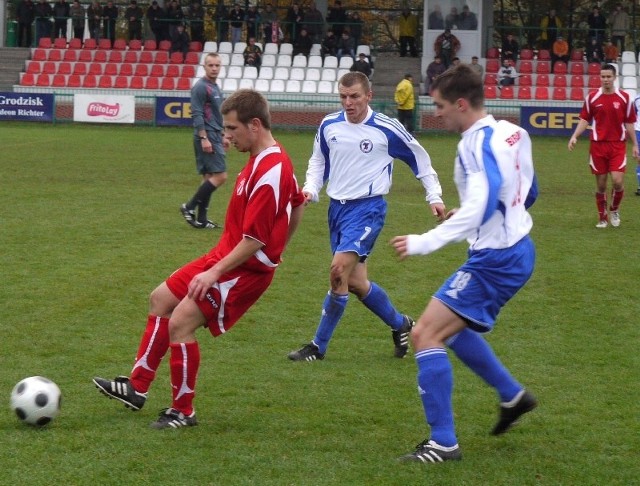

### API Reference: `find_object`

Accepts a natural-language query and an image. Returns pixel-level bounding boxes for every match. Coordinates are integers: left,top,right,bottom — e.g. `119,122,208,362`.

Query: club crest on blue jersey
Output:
360,139,373,153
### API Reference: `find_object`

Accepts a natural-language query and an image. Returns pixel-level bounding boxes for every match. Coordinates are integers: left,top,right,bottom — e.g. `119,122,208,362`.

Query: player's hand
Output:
430,202,446,222
445,208,458,220
188,270,219,301
302,191,316,205
390,235,409,260
568,137,577,151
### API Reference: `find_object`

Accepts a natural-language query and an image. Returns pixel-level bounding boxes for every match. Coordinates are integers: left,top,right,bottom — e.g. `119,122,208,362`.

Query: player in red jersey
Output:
568,63,639,228
93,89,305,429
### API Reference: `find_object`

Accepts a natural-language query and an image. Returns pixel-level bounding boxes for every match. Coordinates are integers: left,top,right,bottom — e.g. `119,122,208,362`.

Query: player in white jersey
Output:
634,93,640,195
392,64,539,463
288,71,446,362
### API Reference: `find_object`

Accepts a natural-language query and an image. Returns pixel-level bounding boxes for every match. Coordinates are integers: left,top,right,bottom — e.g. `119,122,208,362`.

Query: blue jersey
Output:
407,115,537,255
304,107,442,204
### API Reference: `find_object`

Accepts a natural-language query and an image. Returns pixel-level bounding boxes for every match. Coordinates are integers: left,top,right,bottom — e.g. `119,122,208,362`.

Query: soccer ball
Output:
10,376,62,426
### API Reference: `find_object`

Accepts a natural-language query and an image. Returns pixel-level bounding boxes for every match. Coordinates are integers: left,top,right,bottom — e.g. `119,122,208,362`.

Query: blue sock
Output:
447,328,522,402
313,291,348,354
416,348,457,447
636,164,640,189
360,282,404,330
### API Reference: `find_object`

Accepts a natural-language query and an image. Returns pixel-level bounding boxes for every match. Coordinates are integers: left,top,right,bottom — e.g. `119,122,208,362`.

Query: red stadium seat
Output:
536,61,550,74
145,76,159,89
499,85,514,99
104,63,118,76
52,74,66,87
485,59,499,73
553,75,567,87
57,61,72,75
570,75,584,87
519,74,532,86
36,73,51,86
176,77,191,90
486,47,499,59
165,64,180,77
98,75,113,88
78,50,93,62
154,51,168,64
66,74,82,87
553,61,567,74
484,73,497,85
129,76,144,89
32,48,47,61
119,63,134,76
570,49,584,61
129,39,142,50
139,50,154,63
38,37,52,49
588,75,600,89
124,51,139,63
184,52,199,64
161,77,176,90
517,86,532,99
143,39,157,51
48,49,62,61
82,74,98,87
83,38,97,49
189,41,202,52
42,61,56,74
63,49,78,62
20,73,36,86
88,63,103,75
158,40,171,51
181,65,196,78
26,61,41,74
98,38,112,49
519,49,534,60
484,85,497,99
68,37,82,49
534,86,549,100
114,75,129,88
72,62,87,75
93,50,107,62
149,64,164,77
536,74,550,86
570,61,586,75
134,63,150,77
108,50,123,63
538,49,551,60
552,87,567,100
170,51,184,64
570,87,585,100
53,37,67,49
518,60,533,74
587,62,601,75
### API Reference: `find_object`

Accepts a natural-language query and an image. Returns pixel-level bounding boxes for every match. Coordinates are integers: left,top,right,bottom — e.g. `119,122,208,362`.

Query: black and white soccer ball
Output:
10,376,62,426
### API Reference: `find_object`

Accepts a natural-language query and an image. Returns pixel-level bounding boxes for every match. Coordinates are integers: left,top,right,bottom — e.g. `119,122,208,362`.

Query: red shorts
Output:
589,141,627,175
165,254,274,336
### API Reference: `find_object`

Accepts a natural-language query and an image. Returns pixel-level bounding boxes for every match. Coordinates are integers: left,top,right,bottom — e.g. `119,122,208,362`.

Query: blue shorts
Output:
328,196,386,261
193,131,226,174
434,236,535,333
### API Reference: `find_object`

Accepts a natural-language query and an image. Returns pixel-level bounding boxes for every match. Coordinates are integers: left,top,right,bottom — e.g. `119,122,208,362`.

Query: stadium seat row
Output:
31,48,199,64
486,60,603,76
37,36,201,53
20,73,192,90
25,60,197,78
484,85,637,101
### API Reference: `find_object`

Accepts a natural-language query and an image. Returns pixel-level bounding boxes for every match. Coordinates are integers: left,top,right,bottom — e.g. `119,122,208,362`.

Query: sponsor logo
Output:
87,102,120,117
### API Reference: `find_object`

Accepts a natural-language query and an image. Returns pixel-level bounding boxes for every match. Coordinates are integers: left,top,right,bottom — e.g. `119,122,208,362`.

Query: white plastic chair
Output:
279,43,293,55
222,77,238,91
310,44,321,56
243,66,258,80
290,67,305,81
292,54,307,67
338,56,354,69
356,45,370,57
274,67,289,80
305,68,321,81
321,68,337,82
218,41,232,54
621,51,635,63
622,76,638,89
232,41,247,54
302,80,317,93
277,54,292,67
230,53,245,66
264,43,278,55
323,56,338,68
227,65,243,78
203,41,217,53
270,79,285,92
285,79,301,92
308,55,323,68
239,78,254,89
258,66,274,80
317,80,333,94
254,78,270,92
261,54,276,67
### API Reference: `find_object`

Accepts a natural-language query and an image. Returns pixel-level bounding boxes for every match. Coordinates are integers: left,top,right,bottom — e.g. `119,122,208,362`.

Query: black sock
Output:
187,180,216,223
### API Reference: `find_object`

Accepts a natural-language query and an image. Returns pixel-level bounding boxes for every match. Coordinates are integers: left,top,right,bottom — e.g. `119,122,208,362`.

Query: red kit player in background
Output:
93,89,305,429
568,63,639,228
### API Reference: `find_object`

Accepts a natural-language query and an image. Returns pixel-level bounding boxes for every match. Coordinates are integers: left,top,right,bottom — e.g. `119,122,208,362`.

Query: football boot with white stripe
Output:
392,315,415,358
93,376,147,411
287,342,325,361
398,439,462,464
150,408,198,429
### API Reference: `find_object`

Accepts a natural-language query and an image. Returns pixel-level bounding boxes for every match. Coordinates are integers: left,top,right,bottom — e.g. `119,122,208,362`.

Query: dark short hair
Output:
431,64,484,109
221,89,271,129
602,63,617,75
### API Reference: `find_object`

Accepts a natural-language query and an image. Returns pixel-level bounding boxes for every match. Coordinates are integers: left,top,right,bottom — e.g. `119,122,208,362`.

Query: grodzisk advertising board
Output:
0,93,54,121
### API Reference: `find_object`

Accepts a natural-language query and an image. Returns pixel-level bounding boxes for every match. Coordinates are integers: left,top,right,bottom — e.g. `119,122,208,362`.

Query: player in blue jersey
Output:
634,93,640,195
288,71,446,362
180,52,228,229
391,64,539,463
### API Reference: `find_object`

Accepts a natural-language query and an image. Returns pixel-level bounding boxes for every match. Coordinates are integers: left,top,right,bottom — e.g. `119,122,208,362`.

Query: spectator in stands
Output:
458,5,477,30
228,3,245,48
34,0,53,44
16,0,35,48
425,55,446,95
70,0,85,40
586,37,604,64
320,29,338,59
102,0,119,45
327,0,347,36
125,0,144,41
501,33,519,62
498,58,518,87
336,30,355,62
188,2,205,45
347,11,363,48
448,57,461,71
428,4,444,30
286,2,304,43
587,6,607,45
539,8,562,50
214,0,229,43
261,3,278,44
551,35,569,70
607,3,630,53
244,4,260,41
166,0,185,42
350,52,371,78
399,8,418,58
243,36,262,69
53,0,71,39
171,22,190,57
445,6,458,30
469,56,484,78
603,39,619,63
303,1,325,44
292,27,313,57
87,0,102,41
395,73,415,134
434,29,460,69
146,1,166,43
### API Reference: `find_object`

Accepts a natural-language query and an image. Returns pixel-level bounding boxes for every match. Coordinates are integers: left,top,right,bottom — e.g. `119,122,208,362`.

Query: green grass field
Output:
1,122,639,485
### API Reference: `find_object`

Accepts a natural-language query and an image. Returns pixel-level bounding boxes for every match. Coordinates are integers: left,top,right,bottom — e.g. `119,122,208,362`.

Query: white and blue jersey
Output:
303,107,443,204
634,94,640,144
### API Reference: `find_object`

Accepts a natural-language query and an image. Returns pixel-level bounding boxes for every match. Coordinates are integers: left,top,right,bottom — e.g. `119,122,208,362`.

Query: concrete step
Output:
371,52,423,98
0,48,32,91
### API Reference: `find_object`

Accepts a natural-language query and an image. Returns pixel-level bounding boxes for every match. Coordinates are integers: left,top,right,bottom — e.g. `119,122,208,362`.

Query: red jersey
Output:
206,143,304,273
579,88,636,141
